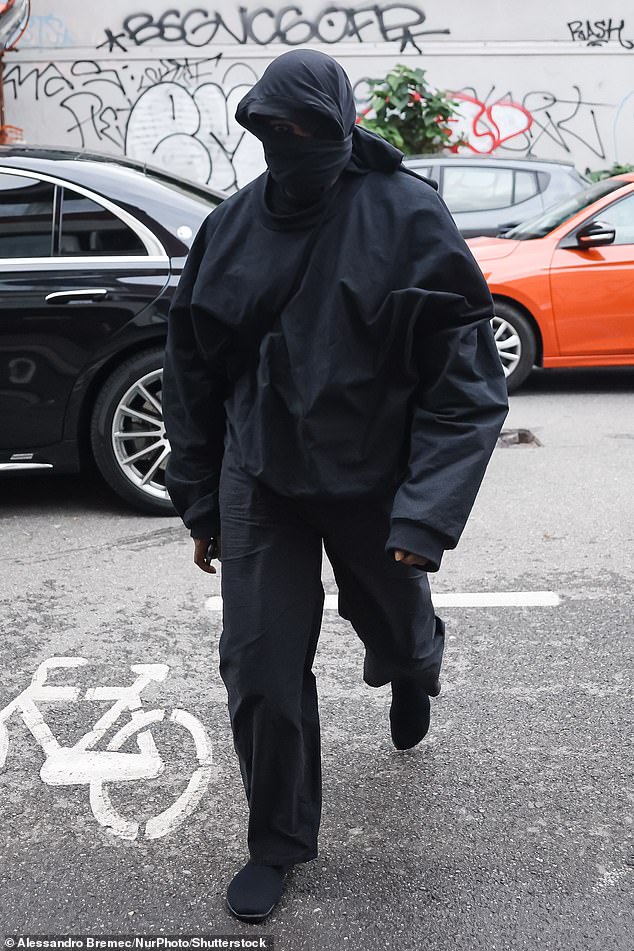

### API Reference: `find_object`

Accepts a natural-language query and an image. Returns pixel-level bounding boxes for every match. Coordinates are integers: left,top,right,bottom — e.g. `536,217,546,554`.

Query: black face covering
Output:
235,49,403,205
258,129,353,202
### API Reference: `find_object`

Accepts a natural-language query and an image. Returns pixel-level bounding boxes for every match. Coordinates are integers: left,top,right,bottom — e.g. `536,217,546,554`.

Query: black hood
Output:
235,49,403,194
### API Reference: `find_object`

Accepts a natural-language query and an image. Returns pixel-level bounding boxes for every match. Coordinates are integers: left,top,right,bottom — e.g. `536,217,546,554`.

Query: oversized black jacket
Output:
162,166,508,571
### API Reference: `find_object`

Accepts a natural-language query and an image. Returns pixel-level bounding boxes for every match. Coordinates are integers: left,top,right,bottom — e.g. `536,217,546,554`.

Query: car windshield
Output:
503,179,628,240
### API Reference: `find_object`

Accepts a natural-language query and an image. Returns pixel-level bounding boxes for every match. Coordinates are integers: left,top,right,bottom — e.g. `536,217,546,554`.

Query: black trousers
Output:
218,447,445,865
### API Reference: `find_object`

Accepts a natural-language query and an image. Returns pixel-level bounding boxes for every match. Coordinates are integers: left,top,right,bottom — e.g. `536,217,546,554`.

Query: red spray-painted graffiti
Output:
447,86,607,159
449,92,534,154
353,89,532,152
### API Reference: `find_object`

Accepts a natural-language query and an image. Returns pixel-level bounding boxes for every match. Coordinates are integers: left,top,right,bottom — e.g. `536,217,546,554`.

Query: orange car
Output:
467,174,634,391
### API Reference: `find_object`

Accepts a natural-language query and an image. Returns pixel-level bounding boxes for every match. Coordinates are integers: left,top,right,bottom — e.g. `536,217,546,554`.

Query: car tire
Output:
90,348,175,516
490,301,537,393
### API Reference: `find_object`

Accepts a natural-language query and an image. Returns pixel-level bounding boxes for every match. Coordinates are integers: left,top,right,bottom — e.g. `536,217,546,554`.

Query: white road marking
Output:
431,591,561,607
90,782,139,841
145,709,214,840
0,657,214,840
205,590,560,612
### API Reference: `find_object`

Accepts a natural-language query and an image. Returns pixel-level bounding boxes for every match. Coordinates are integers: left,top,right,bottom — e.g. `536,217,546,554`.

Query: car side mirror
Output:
576,220,616,248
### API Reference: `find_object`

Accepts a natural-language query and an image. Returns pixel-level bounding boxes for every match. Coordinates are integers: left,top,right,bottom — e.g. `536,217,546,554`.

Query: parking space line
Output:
204,591,560,612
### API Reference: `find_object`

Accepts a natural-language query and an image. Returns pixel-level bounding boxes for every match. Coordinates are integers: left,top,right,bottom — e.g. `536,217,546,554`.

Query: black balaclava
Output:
235,49,403,204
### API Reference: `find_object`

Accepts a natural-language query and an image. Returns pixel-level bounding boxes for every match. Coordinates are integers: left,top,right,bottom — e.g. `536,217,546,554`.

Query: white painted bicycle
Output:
0,657,213,840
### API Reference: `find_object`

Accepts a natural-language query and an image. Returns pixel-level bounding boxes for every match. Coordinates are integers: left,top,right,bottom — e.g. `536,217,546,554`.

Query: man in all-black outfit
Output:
162,48,508,923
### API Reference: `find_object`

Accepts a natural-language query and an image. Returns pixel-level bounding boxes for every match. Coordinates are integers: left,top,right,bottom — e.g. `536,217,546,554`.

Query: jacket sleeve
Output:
162,219,227,539
386,196,509,571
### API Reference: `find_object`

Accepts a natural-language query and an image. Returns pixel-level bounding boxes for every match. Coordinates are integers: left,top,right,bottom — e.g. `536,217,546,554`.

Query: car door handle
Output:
45,288,109,304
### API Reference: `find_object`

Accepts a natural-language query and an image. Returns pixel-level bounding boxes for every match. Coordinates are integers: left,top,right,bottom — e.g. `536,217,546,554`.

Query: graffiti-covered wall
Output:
3,0,634,191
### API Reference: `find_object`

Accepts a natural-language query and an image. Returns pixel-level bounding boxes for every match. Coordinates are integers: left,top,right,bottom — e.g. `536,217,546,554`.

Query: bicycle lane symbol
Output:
0,656,214,841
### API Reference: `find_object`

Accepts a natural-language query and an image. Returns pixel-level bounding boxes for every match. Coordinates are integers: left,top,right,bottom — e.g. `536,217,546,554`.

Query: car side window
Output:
442,166,514,212
59,188,146,256
551,172,586,198
0,172,55,258
513,170,539,204
593,193,634,245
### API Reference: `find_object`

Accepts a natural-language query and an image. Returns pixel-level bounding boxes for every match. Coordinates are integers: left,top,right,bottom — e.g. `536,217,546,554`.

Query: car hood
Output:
467,236,521,261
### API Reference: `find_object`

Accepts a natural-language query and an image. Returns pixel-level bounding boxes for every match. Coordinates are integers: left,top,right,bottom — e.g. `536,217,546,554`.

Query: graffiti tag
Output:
450,85,608,160
567,18,634,49
2,56,260,191
98,4,451,54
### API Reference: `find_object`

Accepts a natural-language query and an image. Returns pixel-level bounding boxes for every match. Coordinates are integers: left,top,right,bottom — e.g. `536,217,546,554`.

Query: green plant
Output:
585,162,634,182
357,64,465,155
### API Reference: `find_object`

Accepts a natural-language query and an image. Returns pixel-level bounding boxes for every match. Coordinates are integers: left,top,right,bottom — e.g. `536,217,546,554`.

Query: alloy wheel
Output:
490,315,522,378
111,369,171,502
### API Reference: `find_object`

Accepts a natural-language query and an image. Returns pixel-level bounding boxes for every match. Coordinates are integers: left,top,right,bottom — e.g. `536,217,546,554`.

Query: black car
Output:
0,146,223,514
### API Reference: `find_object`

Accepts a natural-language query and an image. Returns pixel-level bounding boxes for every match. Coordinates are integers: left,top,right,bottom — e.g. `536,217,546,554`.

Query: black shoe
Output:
226,860,289,922
428,676,441,698
389,679,431,750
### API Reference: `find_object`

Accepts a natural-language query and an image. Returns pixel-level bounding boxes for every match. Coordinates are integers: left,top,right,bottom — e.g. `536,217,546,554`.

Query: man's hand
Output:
393,549,431,569
193,537,217,574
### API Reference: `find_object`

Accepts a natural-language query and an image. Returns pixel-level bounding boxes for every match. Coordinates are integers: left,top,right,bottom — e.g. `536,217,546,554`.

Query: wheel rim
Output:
491,315,522,378
111,368,171,502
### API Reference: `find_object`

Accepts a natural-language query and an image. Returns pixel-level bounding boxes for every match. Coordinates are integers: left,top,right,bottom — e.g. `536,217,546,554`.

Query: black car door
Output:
0,170,170,450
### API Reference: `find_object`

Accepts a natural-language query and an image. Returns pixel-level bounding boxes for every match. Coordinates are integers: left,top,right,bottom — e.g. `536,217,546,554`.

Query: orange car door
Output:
550,192,634,356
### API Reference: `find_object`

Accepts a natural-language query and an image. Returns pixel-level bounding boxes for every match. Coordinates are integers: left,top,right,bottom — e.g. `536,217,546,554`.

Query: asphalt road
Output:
1,366,633,951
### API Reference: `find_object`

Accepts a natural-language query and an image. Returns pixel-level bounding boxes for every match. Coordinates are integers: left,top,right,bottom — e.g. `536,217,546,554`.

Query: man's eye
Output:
272,123,293,134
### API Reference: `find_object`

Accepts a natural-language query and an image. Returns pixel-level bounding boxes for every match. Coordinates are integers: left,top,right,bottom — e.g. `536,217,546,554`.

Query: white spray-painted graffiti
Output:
3,56,262,191
3,4,634,191
5,53,626,191
125,60,262,190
